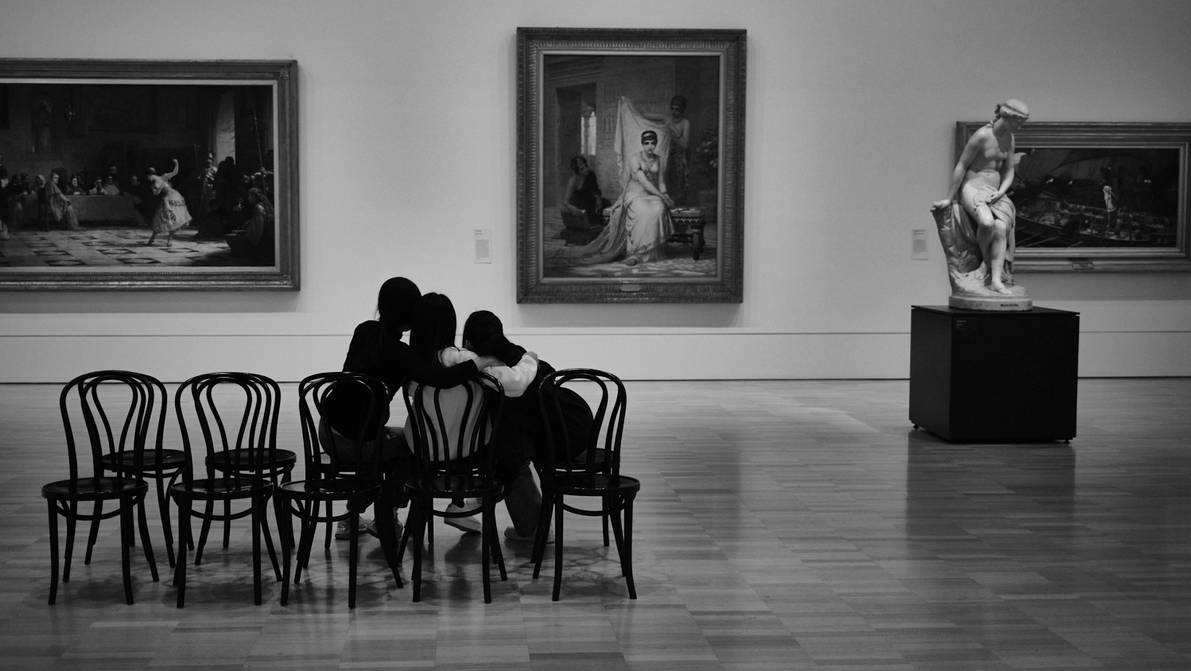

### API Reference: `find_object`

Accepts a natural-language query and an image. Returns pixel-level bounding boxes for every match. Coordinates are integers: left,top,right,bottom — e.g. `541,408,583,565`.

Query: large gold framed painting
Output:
0,59,298,290
517,28,745,303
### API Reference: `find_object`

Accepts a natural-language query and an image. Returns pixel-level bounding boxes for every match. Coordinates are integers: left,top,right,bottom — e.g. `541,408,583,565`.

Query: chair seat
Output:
171,478,273,501
101,449,189,474
207,449,296,476
279,478,382,501
42,477,148,501
549,473,641,497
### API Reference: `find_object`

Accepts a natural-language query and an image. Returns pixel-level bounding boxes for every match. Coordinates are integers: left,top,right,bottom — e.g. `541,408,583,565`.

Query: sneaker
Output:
361,517,378,538
443,501,482,534
334,515,374,540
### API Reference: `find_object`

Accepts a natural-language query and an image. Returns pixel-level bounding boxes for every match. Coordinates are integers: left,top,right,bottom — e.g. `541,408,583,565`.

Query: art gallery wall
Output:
2,0,1190,382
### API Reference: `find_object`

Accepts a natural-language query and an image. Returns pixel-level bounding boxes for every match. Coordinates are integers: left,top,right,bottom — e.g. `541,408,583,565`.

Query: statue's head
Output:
995,99,1030,123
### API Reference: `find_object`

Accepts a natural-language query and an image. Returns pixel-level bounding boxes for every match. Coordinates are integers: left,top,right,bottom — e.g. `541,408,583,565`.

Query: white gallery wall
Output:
2,0,1190,382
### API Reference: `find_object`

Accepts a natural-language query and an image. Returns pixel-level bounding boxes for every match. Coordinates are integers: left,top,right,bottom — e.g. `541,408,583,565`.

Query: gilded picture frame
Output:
0,59,299,290
955,121,1191,272
517,28,746,302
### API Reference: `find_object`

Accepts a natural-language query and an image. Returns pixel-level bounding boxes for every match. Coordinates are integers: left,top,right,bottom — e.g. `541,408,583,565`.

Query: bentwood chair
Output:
533,368,640,600
398,373,507,602
92,371,189,568
277,372,403,608
42,370,160,605
202,372,295,555
170,372,282,607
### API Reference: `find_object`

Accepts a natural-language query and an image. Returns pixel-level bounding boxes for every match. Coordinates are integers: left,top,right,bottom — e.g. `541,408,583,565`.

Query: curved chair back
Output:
174,371,281,483
60,369,166,491
537,368,627,476
298,371,389,478
402,372,504,479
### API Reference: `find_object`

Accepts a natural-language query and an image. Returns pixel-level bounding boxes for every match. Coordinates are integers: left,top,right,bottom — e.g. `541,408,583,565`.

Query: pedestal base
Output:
949,293,1033,311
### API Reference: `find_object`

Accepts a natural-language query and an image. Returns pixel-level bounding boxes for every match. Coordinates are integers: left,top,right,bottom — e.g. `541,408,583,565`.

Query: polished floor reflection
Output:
1,379,1188,670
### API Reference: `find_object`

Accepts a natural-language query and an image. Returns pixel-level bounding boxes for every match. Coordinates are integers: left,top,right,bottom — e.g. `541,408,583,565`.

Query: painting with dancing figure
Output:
0,59,298,290
517,28,745,303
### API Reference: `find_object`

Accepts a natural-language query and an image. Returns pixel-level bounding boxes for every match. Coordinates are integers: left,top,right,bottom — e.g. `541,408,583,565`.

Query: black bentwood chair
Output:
533,368,640,601
170,372,282,607
92,371,189,569
202,372,295,556
42,370,160,605
277,372,404,608
398,373,507,603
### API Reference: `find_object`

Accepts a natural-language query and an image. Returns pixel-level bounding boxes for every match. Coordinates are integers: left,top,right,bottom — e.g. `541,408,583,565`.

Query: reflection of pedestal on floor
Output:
909,305,1079,442
931,202,1031,311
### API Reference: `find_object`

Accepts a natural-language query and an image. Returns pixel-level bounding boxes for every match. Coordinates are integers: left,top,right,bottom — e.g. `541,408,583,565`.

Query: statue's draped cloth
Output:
933,182,1017,295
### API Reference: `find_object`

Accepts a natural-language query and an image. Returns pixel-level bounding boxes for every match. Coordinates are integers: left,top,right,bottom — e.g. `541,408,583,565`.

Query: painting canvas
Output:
0,59,298,290
956,122,1191,272
518,28,745,302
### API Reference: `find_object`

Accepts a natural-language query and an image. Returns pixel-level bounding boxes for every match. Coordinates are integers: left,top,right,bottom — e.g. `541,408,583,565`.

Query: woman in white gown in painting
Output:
547,97,674,267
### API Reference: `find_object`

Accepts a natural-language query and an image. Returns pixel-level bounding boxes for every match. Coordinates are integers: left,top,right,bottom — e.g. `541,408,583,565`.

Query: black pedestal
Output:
909,305,1079,442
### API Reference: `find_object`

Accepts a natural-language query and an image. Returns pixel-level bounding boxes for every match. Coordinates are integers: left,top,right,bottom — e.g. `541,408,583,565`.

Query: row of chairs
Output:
41,367,639,607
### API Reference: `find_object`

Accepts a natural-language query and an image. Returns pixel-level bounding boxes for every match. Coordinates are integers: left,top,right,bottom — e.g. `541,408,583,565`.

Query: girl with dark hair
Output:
407,294,543,537
324,278,482,539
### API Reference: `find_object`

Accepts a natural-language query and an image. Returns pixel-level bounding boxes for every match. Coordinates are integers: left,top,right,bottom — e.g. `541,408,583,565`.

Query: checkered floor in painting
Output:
0,226,262,267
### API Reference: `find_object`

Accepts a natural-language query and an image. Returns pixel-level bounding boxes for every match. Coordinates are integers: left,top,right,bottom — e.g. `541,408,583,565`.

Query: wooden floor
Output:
1,379,1189,670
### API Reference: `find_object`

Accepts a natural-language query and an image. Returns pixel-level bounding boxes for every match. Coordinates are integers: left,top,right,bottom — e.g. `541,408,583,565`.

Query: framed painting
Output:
517,28,746,302
955,121,1191,272
0,59,299,290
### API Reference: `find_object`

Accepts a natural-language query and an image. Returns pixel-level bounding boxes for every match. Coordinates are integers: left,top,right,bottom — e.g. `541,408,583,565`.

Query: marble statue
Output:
931,99,1032,311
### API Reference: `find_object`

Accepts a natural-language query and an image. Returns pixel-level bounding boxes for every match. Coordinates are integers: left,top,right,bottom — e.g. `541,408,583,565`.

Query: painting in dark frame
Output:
955,121,1191,272
0,59,299,290
517,28,746,302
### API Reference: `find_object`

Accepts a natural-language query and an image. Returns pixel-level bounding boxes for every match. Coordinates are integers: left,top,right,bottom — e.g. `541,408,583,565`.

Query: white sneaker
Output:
334,515,374,540
443,501,482,534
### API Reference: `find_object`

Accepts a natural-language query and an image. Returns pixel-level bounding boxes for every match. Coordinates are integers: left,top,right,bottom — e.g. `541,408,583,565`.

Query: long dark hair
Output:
409,292,457,363
376,277,421,338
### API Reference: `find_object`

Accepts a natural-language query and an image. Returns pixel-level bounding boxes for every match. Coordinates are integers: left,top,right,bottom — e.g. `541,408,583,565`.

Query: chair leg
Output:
348,511,359,609
84,499,102,565
295,503,319,583
484,497,506,581
251,496,263,605
531,496,554,579
174,498,189,607
259,503,282,582
411,497,427,602
63,501,77,583
623,495,637,599
194,499,215,565
481,497,492,604
374,492,404,589
136,498,159,582
47,502,59,605
278,494,293,606
323,499,333,549
552,496,565,601
223,500,232,549
156,477,176,568
602,495,610,547
120,497,134,604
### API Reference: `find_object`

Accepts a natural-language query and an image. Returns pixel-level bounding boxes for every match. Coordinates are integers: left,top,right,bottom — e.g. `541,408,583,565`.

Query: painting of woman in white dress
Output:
547,97,675,269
